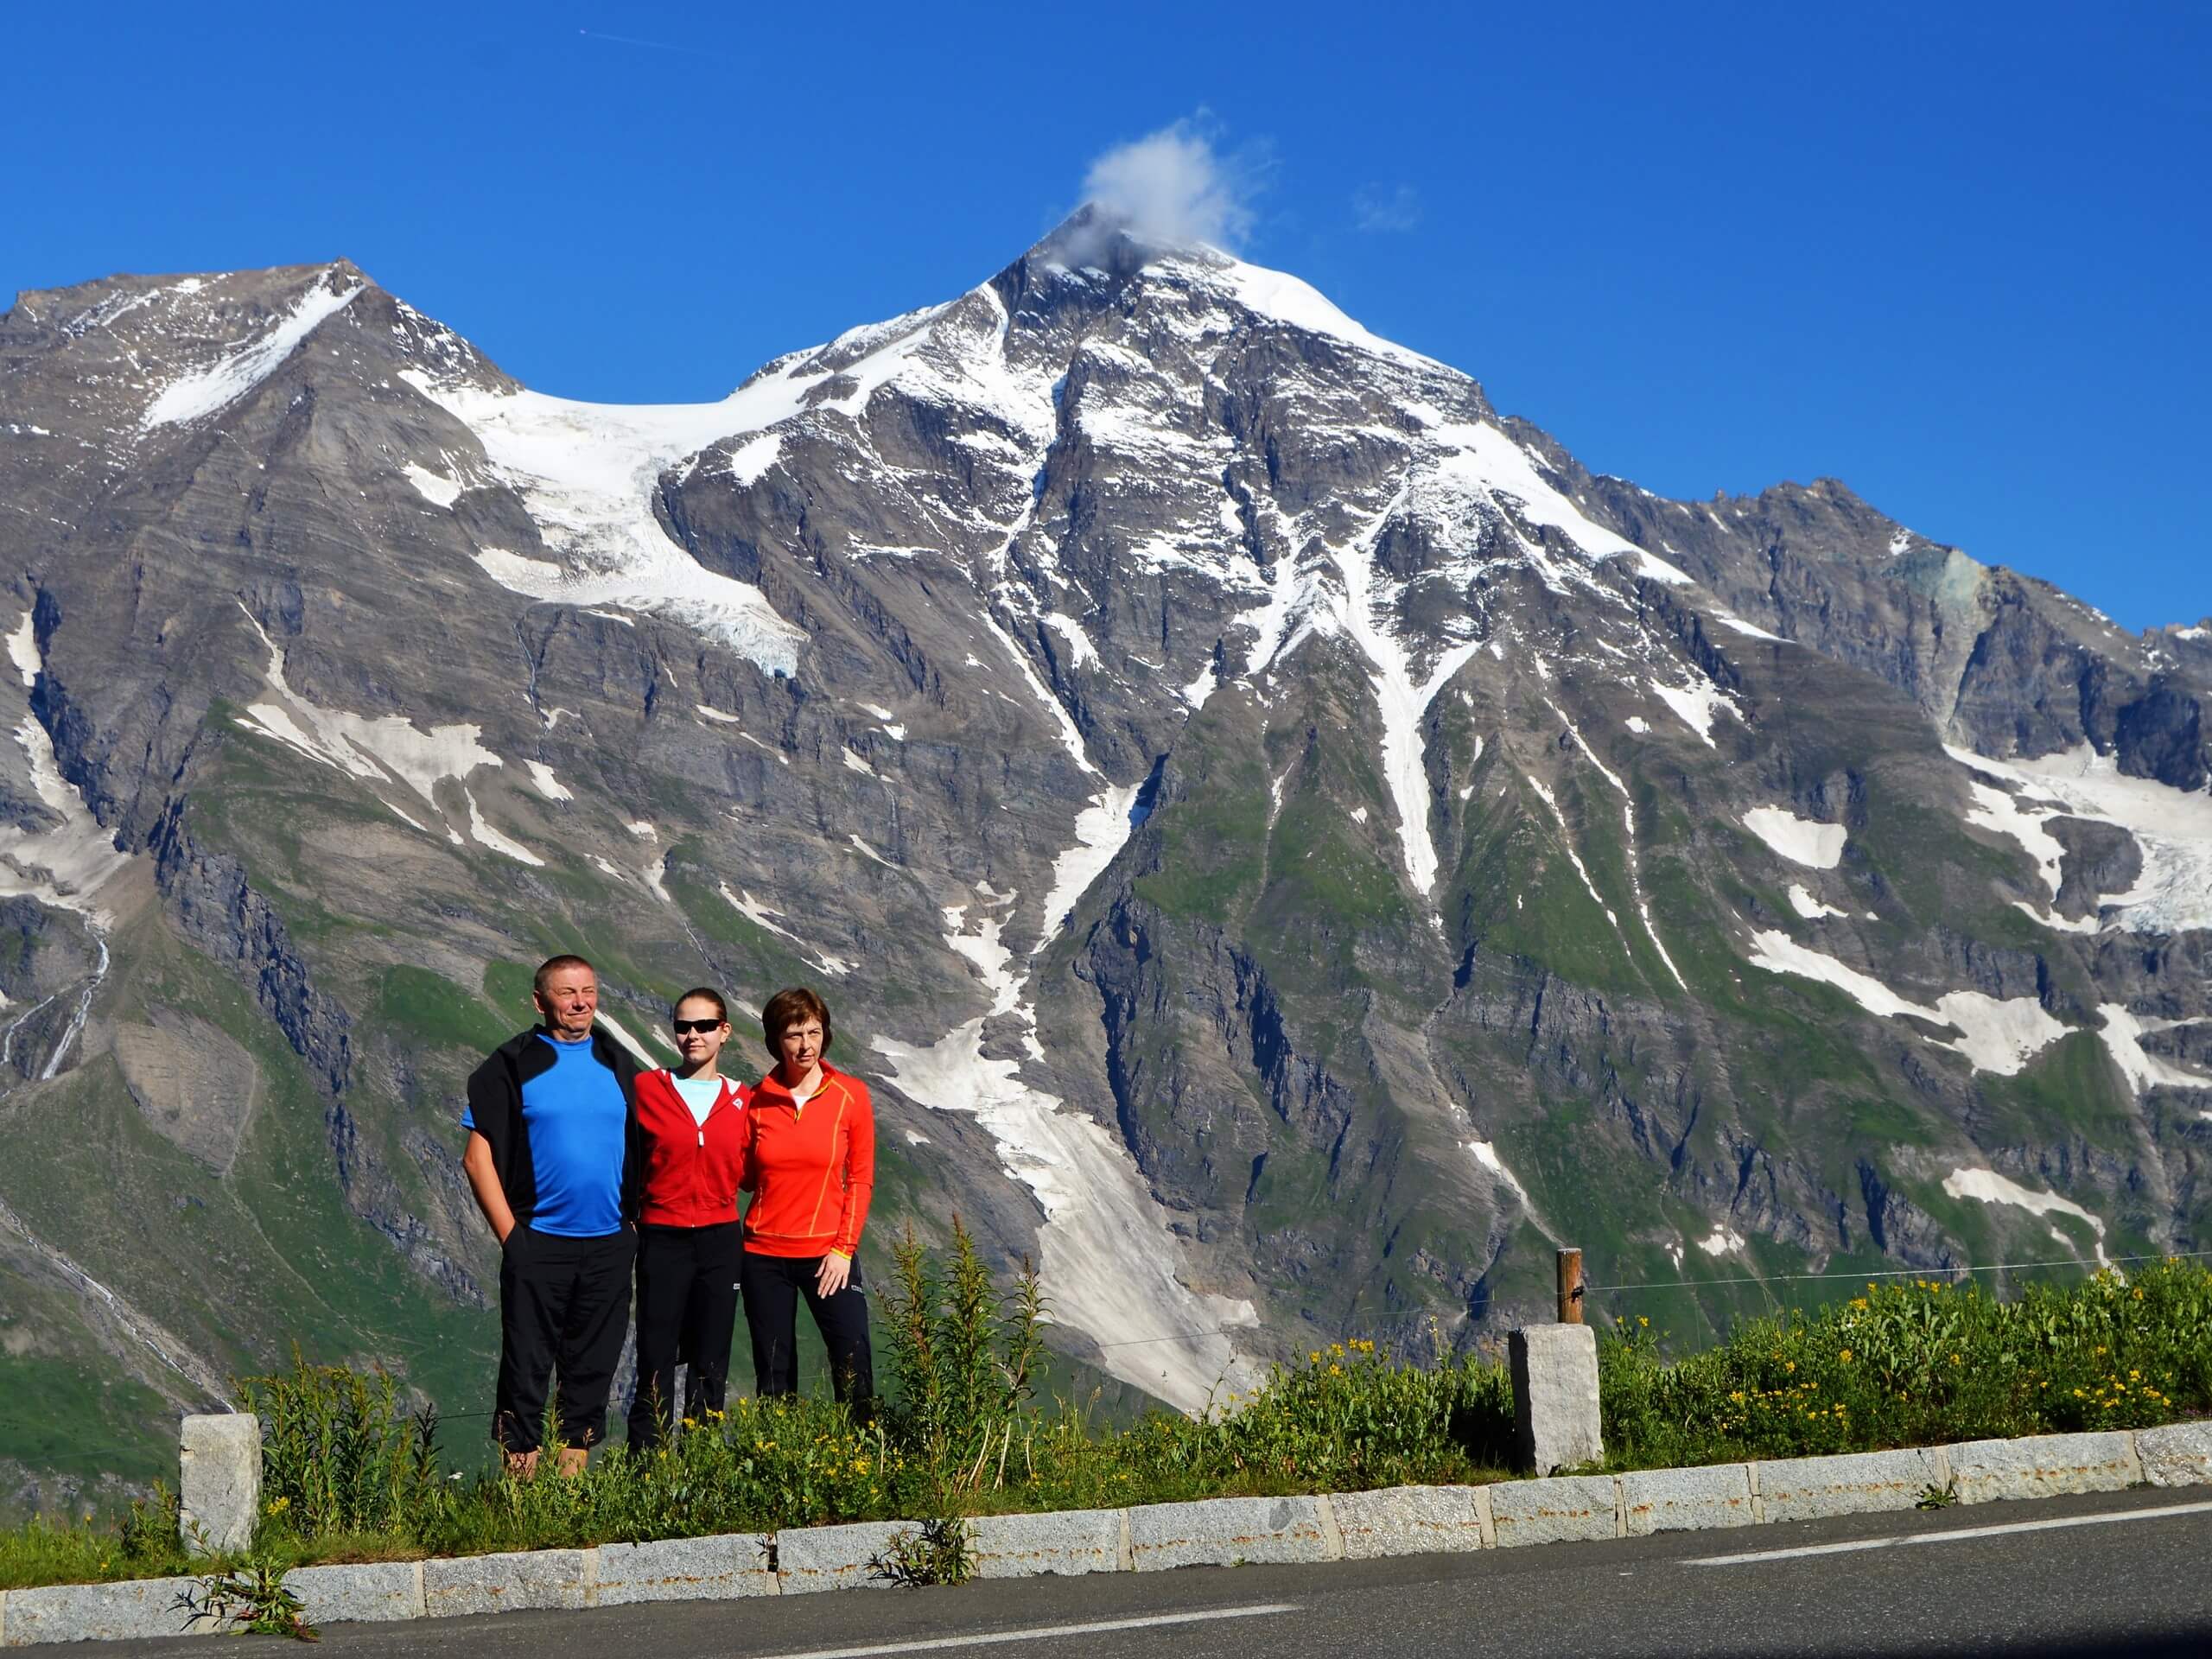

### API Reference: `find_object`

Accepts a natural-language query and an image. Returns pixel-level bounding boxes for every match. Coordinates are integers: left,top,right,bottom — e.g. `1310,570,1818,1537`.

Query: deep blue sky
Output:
5,2,2206,629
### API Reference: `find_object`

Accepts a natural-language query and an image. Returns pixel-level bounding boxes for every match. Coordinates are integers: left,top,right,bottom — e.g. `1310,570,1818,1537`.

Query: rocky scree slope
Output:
0,218,2206,1500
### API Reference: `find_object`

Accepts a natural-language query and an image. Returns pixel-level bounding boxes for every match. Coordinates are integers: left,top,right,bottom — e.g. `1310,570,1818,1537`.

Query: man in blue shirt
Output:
462,954,643,1476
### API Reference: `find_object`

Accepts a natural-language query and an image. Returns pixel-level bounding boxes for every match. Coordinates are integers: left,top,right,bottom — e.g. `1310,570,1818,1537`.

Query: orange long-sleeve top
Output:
741,1061,874,1259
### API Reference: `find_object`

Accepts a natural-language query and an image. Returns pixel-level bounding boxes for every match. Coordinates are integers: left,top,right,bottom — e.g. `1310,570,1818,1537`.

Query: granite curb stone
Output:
1487,1473,1620,1548
1127,1496,1337,1570
773,1520,906,1593
1946,1431,2141,1503
1329,1484,1489,1559
1621,1464,1758,1535
1,1577,207,1646
422,1548,592,1618
283,1561,425,1625
966,1509,1128,1578
1754,1448,1950,1523
594,1535,778,1604
2133,1421,2212,1488
9,1427,2212,1643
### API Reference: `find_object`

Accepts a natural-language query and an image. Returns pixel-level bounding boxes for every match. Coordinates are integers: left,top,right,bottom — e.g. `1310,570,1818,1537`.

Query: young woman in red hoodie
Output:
626,988,749,1448
741,986,874,1409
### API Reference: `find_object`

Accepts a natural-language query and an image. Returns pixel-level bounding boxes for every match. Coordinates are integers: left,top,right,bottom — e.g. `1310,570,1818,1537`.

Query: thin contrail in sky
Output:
575,28,740,64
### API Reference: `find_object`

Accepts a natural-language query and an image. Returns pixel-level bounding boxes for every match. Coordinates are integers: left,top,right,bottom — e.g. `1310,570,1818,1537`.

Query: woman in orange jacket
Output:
626,988,749,1448
741,985,874,1408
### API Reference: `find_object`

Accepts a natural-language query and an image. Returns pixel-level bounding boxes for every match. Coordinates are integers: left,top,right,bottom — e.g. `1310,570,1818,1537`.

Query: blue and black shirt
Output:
463,1027,644,1236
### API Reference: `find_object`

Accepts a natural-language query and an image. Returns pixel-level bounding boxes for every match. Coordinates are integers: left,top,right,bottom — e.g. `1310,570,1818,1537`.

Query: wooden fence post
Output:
1556,1247,1585,1325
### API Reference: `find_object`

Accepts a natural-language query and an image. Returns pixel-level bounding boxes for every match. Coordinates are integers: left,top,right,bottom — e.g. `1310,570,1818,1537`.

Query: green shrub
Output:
1600,1260,2212,1466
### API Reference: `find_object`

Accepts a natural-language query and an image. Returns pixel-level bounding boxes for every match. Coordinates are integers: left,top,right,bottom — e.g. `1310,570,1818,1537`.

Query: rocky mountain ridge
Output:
0,215,2204,1503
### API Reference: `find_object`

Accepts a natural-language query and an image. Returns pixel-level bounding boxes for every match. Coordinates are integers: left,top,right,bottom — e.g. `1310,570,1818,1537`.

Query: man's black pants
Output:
626,1220,743,1449
739,1250,873,1407
494,1224,633,1452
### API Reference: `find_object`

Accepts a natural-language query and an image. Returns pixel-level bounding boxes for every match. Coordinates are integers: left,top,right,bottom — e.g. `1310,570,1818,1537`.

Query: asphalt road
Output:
121,1486,2212,1658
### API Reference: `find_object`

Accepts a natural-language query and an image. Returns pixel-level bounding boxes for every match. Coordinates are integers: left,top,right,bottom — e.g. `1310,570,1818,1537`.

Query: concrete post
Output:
179,1414,262,1556
1510,1325,1602,1476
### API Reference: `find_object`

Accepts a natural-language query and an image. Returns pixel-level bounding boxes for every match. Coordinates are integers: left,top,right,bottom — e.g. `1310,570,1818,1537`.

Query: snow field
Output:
398,365,816,676
227,602,532,859
1,616,135,922
142,276,362,429
1745,931,2068,1076
0,613,133,1080
874,1014,1260,1414
1788,884,1847,920
1465,1138,1529,1203
2095,1004,2208,1096
1742,806,1847,869
875,801,1255,1412
1945,743,2212,935
1961,779,2066,899
1941,1167,2108,1268
1649,680,1738,747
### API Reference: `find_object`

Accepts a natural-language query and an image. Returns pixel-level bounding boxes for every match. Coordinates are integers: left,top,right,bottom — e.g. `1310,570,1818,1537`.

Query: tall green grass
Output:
4,1254,2207,1590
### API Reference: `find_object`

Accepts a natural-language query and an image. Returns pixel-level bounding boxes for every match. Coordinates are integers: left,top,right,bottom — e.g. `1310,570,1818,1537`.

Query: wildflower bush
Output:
239,1354,440,1541
1600,1260,2212,1467
5,1254,2208,1589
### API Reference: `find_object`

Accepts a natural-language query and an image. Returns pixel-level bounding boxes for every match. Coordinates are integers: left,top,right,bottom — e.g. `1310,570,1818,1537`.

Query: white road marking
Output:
1682,1499,2212,1567
745,1603,1301,1659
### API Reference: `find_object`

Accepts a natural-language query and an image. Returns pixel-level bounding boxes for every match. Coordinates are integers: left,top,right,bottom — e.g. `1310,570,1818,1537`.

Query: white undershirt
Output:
672,1074,721,1128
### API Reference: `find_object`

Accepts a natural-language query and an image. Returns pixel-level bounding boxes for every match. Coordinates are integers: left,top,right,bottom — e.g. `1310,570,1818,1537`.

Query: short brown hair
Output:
761,986,832,1054
533,954,595,997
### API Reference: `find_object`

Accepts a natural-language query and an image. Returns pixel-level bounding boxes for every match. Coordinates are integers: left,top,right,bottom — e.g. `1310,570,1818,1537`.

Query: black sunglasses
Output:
671,1018,723,1035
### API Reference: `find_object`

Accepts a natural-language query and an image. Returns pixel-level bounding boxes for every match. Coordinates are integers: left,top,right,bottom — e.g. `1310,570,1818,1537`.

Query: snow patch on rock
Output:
718,883,851,977
1033,784,1143,951
1649,680,1736,747
2096,1004,2208,1095
1746,931,2069,1075
229,602,501,835
1743,807,1847,869
143,276,362,429
463,790,543,866
1788,884,1847,920
1942,1167,2107,1267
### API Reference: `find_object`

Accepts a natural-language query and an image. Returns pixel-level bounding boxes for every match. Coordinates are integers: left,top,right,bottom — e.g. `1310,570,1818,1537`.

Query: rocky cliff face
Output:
0,216,2206,1494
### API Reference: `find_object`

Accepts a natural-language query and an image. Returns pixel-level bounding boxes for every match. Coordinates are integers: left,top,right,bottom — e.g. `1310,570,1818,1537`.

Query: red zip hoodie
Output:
742,1062,874,1258
633,1070,750,1227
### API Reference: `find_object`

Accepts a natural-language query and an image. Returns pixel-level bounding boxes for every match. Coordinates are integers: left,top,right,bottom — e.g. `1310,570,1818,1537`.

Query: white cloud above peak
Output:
1077,118,1258,254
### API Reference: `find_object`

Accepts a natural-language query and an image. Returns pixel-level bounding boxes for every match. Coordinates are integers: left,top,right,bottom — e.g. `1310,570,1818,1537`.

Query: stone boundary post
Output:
180,1413,261,1556
1510,1323,1603,1474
